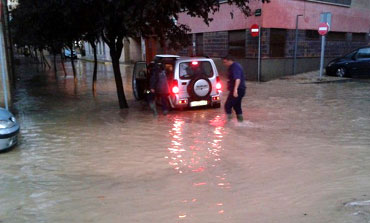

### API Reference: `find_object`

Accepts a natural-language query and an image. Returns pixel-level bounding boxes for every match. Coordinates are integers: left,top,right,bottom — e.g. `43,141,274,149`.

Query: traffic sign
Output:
250,24,259,37
255,9,262,17
318,23,329,36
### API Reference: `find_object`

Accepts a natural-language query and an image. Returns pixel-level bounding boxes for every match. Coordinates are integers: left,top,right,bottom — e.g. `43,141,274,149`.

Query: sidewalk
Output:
276,70,351,84
79,56,134,65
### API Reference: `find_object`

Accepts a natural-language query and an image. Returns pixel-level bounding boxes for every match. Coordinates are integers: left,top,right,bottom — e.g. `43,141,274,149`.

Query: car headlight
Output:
0,117,16,129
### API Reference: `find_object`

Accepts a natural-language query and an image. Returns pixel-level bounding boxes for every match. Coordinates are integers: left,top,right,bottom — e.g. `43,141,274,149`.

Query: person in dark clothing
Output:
222,55,246,122
149,63,170,116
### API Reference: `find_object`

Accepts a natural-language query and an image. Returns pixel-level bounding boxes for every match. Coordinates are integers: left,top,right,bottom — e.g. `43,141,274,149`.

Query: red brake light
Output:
172,86,179,94
172,80,179,94
216,76,222,90
191,61,199,66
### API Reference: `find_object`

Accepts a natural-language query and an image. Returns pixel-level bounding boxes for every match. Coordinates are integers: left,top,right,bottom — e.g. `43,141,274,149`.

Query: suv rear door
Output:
132,61,148,100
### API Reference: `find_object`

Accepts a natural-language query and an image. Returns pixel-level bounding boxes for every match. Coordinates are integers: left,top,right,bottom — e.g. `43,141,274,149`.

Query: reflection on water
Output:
166,115,230,219
0,58,370,222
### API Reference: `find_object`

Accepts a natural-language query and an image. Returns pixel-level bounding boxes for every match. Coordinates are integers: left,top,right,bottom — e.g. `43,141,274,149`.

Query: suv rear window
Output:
179,61,214,80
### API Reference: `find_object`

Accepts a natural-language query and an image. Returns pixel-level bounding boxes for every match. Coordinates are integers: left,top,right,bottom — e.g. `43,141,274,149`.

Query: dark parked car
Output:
326,46,370,77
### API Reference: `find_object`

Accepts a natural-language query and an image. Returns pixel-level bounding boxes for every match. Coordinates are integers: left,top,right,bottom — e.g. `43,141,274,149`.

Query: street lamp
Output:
293,14,303,75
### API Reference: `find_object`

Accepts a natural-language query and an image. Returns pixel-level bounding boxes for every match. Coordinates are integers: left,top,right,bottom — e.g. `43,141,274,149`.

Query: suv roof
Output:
155,54,180,58
154,54,210,62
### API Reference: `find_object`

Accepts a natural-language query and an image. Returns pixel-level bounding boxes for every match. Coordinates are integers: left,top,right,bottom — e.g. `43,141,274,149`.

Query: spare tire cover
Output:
188,77,212,100
193,79,210,97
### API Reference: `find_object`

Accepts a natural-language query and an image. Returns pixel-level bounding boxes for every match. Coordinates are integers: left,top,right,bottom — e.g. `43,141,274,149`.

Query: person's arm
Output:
149,69,157,93
232,65,242,97
233,79,240,97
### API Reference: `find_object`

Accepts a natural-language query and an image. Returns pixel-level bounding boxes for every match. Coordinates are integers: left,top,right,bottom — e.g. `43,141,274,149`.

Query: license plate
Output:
190,100,208,107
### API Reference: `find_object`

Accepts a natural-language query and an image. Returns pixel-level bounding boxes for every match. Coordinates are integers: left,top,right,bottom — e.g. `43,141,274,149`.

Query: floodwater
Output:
1,58,370,223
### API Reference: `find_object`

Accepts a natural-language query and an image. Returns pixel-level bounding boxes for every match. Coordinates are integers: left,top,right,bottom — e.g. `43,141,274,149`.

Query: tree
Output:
11,0,84,79
77,0,104,94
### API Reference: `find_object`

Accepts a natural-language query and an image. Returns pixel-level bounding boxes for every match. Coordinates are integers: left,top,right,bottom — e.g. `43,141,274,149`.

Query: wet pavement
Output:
1,57,370,223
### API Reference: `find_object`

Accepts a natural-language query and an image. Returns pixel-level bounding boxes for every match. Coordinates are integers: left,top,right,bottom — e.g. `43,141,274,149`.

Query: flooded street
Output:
1,58,370,223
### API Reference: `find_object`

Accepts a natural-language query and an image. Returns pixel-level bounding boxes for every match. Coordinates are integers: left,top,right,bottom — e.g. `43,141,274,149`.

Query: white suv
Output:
133,55,222,109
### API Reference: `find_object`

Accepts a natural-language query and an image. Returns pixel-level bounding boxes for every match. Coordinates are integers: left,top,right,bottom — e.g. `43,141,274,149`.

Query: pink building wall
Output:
178,0,370,33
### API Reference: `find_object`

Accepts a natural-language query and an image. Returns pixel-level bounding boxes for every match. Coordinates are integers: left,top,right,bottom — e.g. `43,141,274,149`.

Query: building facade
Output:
177,0,370,80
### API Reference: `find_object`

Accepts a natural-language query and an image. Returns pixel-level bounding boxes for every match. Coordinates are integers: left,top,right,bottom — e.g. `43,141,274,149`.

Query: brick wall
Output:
185,29,368,59
281,29,368,58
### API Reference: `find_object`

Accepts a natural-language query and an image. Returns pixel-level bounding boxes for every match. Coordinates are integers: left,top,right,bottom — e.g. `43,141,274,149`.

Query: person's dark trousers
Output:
224,88,246,115
160,93,169,112
147,92,158,116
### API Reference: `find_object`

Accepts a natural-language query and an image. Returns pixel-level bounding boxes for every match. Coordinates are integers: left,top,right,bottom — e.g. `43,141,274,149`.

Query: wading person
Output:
149,63,170,116
147,62,157,115
222,55,246,122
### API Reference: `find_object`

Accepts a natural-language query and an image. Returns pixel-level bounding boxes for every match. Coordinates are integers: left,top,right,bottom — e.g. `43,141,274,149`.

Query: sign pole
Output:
319,35,326,79
258,29,261,82
0,1,8,110
318,22,329,79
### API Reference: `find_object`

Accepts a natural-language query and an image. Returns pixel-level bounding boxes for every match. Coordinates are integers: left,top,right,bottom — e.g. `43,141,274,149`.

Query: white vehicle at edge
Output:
132,55,222,109
0,108,19,151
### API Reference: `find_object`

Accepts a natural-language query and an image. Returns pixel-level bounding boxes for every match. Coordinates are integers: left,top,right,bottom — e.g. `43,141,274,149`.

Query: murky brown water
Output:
1,58,370,223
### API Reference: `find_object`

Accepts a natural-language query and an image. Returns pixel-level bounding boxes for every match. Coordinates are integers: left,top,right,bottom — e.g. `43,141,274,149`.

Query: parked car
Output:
326,46,370,77
64,48,77,59
0,108,19,152
132,55,222,109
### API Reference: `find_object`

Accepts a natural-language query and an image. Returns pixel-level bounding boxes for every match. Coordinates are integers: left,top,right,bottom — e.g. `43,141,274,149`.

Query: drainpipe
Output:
293,14,303,75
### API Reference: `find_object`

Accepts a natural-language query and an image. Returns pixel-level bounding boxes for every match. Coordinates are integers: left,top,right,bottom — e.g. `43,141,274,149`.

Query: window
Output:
196,33,204,56
179,61,214,80
307,0,351,6
305,30,320,40
228,30,246,58
352,33,366,42
327,32,346,41
357,48,370,59
270,29,286,57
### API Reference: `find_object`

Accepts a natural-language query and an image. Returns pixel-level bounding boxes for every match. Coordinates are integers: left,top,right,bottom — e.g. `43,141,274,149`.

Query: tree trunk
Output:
110,46,128,109
69,44,77,82
53,53,57,75
92,43,98,94
60,53,67,77
41,51,51,69
34,50,39,64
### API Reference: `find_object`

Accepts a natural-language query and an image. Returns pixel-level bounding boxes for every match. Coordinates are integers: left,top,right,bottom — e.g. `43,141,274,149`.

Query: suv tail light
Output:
216,76,222,92
172,80,179,94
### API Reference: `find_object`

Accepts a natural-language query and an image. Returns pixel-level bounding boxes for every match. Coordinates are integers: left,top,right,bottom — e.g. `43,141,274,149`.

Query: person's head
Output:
148,61,155,70
156,62,165,71
222,55,234,67
165,64,174,73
